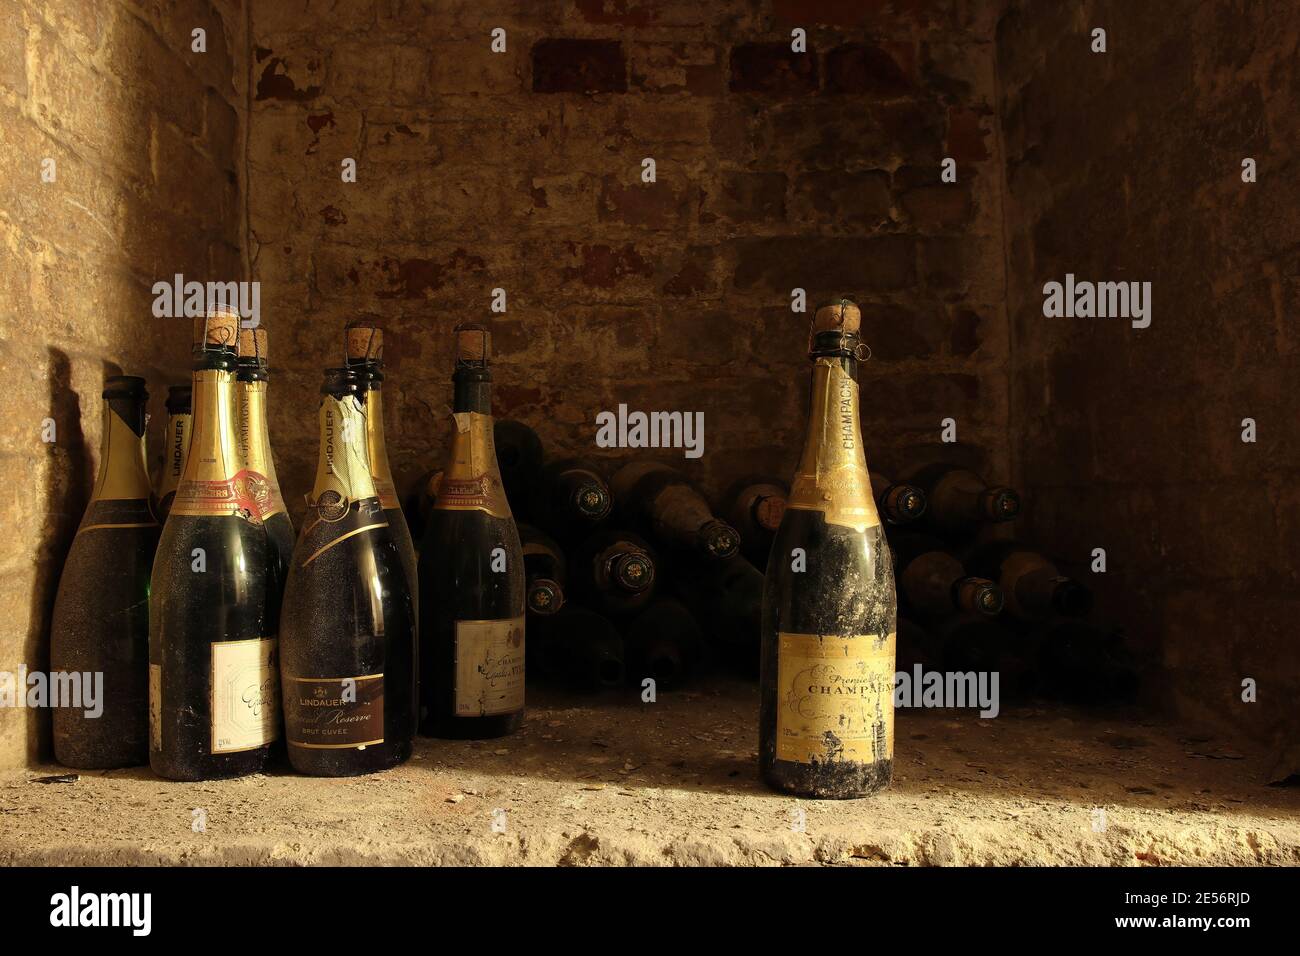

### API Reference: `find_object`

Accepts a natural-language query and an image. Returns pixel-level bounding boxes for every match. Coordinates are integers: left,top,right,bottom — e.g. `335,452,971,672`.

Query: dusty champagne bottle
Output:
723,476,787,567
236,327,294,620
871,472,926,527
624,598,704,690
965,540,1092,623
154,385,191,523
531,604,625,691
570,528,657,618
279,368,416,775
531,457,613,541
344,321,418,613
150,311,279,781
610,460,739,560
890,531,1003,620
418,324,525,739
760,299,896,799
50,376,159,768
519,523,566,616
906,462,1020,538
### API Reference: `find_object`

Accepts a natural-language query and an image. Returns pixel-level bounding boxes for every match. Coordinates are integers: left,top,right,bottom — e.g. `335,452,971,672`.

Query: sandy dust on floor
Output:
2,679,1297,866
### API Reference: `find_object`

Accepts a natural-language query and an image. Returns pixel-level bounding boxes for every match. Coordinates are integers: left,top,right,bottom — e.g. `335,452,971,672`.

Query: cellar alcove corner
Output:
1,0,1298,866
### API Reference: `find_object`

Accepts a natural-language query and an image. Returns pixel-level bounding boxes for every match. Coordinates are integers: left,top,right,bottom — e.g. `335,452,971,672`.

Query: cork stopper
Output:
194,309,240,350
345,321,384,363
813,298,861,334
237,327,268,366
454,323,490,365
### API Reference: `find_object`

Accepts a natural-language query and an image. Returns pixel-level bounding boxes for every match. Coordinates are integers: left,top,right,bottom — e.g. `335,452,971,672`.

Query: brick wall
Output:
997,0,1300,747
0,0,246,766
246,0,1011,531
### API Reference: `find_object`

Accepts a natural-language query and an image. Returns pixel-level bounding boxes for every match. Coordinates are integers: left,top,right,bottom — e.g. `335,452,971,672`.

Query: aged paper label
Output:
454,617,525,717
776,631,895,765
211,637,280,753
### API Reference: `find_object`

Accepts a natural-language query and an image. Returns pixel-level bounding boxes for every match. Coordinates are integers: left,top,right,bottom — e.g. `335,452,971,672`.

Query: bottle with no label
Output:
418,324,525,739
890,531,1003,621
870,472,926,527
494,419,544,520
149,311,279,781
51,375,160,768
723,476,787,568
279,368,416,775
570,528,657,619
905,462,1020,539
531,457,613,542
965,540,1092,624
611,460,739,561
760,299,896,799
519,523,566,617
154,385,191,523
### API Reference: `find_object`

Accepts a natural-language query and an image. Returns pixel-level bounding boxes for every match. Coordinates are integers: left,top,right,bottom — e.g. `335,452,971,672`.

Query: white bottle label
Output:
211,637,280,753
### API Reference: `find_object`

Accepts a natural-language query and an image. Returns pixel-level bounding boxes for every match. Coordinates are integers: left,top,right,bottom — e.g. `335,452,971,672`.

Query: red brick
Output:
733,236,915,293
946,107,990,161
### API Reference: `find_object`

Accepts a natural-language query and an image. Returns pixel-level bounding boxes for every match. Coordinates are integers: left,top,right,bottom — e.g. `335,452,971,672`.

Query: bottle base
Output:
420,712,522,740
287,740,413,777
761,757,892,799
149,746,275,783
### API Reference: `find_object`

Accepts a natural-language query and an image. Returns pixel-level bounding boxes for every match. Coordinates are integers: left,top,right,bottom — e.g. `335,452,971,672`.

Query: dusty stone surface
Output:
2,680,1296,866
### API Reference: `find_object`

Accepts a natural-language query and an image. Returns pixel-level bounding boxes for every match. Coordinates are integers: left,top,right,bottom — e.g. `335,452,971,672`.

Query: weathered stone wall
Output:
246,0,1011,529
997,0,1300,746
0,0,247,766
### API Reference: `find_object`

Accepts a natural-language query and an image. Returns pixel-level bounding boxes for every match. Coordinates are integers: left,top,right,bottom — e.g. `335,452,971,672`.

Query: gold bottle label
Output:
365,389,402,510
155,410,192,511
433,411,511,518
775,631,895,765
454,616,525,716
786,359,881,532
210,637,280,754
298,395,387,563
171,370,261,521
237,380,288,521
283,674,384,749
79,403,157,534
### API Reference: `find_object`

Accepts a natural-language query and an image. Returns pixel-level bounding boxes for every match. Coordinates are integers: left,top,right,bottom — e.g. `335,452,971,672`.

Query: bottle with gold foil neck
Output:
418,323,525,739
149,310,279,781
155,385,192,523
236,327,294,616
344,320,418,614
51,375,159,768
278,368,416,776
759,298,897,799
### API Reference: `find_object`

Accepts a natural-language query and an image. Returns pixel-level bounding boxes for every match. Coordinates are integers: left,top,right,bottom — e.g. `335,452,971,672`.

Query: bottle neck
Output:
453,366,491,414
311,393,378,505
183,367,242,485
786,353,880,532
361,381,400,509
90,397,151,503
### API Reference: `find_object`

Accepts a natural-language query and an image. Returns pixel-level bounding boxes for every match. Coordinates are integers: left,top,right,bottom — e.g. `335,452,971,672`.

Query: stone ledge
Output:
2,681,1297,866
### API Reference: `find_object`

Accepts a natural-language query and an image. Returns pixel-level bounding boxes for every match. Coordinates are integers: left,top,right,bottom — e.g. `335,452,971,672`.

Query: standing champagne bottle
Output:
610,460,739,560
418,324,525,739
871,473,926,527
344,321,418,611
150,311,279,781
50,376,159,768
906,462,1020,538
154,385,191,523
279,368,416,775
723,476,787,568
236,327,294,617
760,299,896,799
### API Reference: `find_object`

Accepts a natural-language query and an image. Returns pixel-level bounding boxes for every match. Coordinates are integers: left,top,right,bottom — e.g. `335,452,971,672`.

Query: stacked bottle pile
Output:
410,423,1137,707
